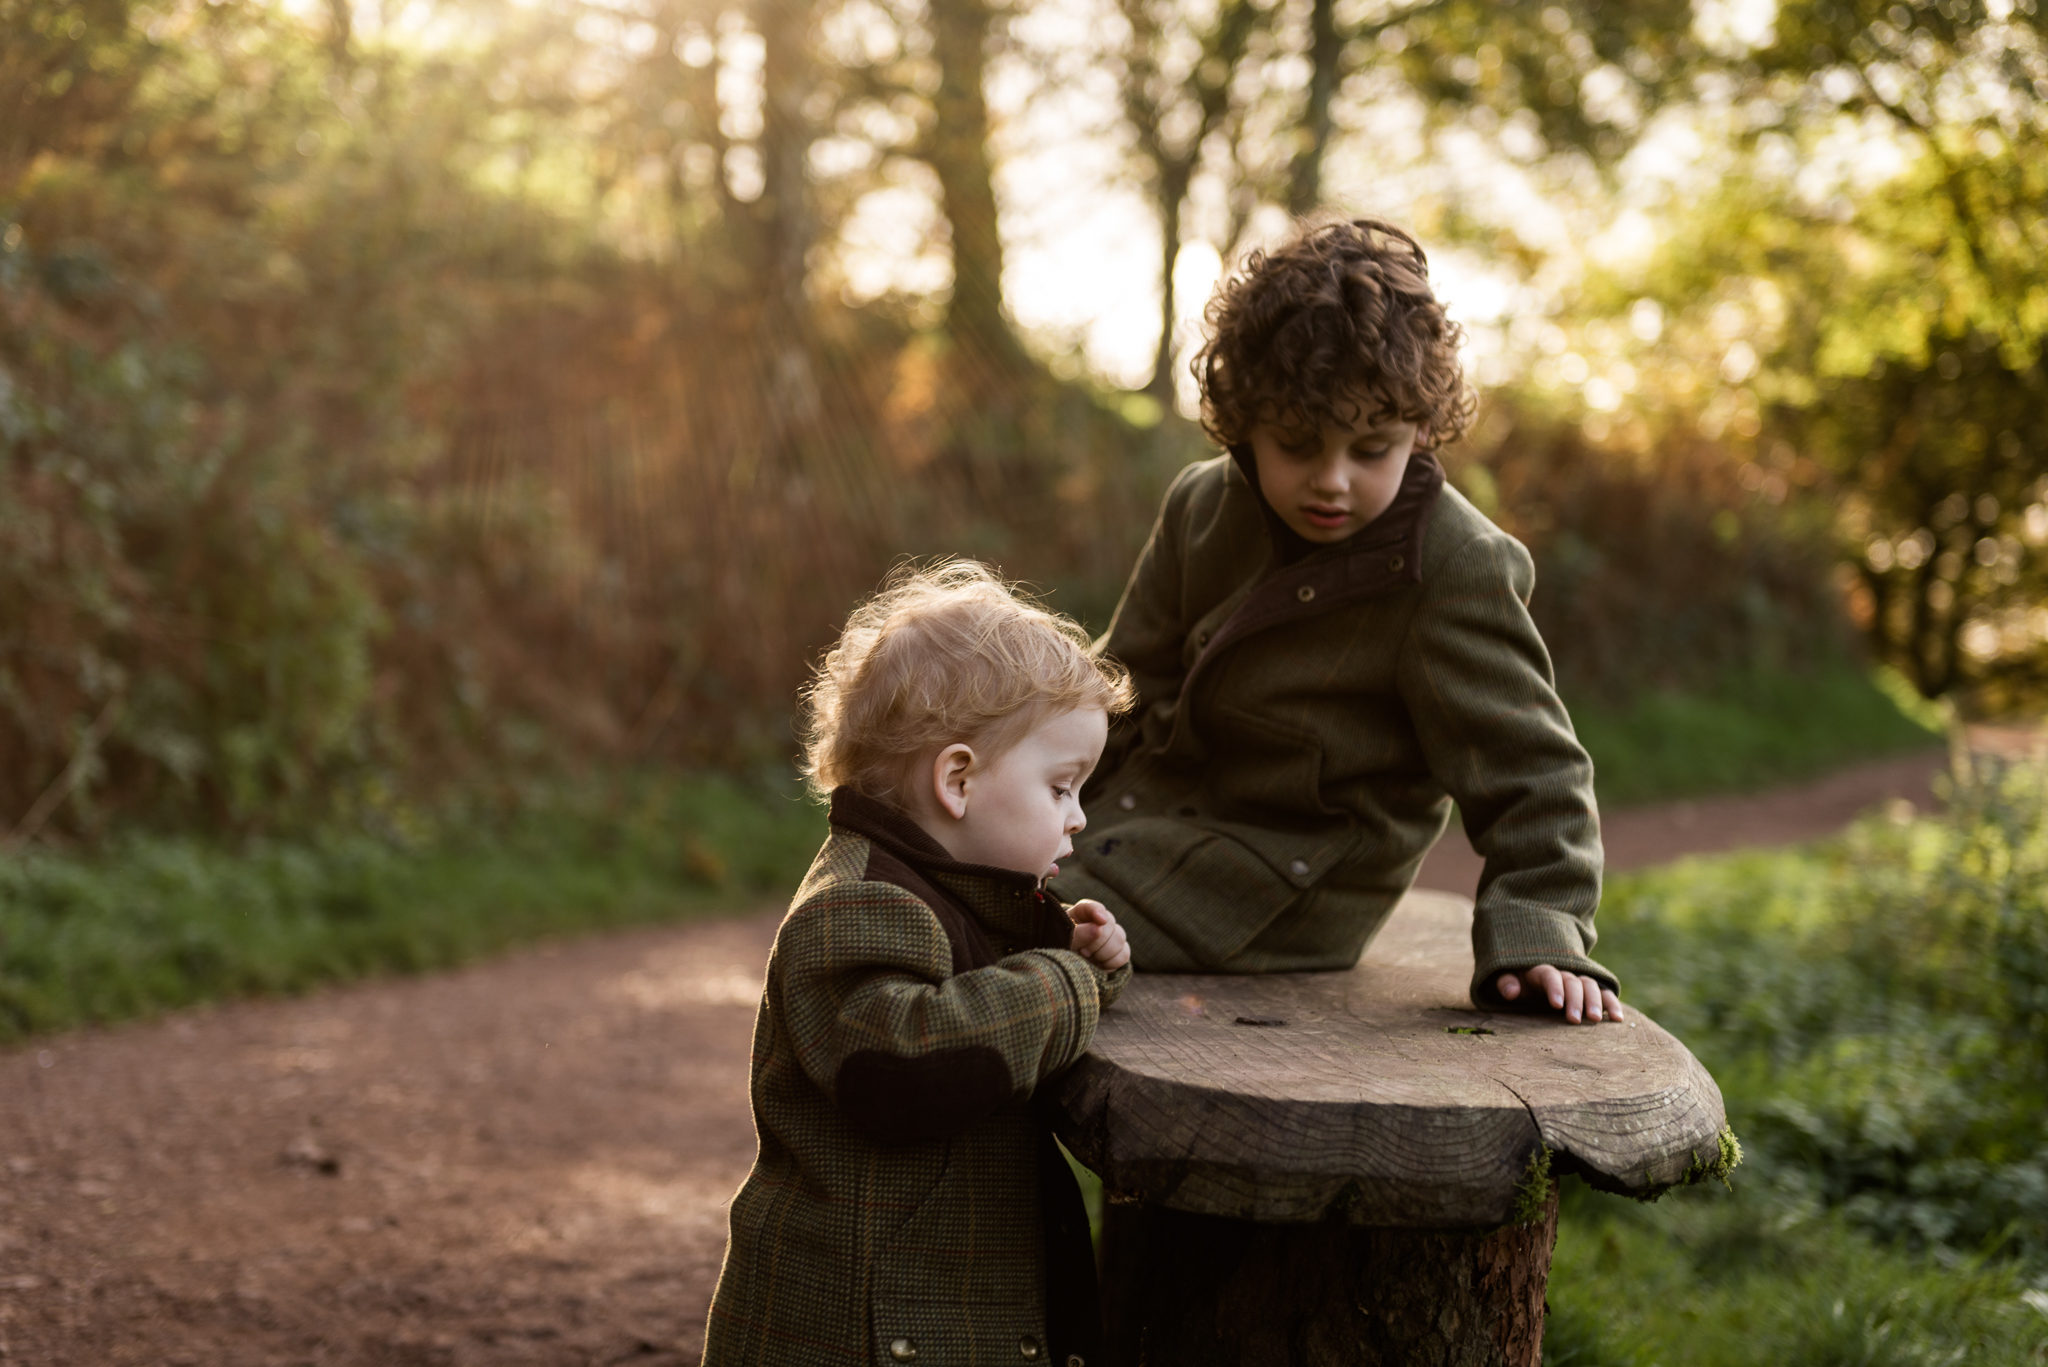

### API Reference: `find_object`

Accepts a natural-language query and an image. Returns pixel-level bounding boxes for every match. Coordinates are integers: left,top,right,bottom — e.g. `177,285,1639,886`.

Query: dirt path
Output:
0,739,2023,1364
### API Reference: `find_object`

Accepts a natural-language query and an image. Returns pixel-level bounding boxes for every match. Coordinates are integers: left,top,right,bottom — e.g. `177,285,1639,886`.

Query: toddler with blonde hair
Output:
702,560,1132,1367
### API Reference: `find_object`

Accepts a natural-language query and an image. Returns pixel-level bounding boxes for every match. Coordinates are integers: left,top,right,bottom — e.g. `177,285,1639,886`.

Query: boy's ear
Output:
931,744,975,821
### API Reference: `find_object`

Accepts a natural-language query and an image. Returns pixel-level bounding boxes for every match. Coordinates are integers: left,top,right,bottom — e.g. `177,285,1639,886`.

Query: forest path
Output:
0,735,2030,1365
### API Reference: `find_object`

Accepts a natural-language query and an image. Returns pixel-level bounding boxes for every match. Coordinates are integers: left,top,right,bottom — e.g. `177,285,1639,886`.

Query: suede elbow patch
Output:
835,1046,1014,1141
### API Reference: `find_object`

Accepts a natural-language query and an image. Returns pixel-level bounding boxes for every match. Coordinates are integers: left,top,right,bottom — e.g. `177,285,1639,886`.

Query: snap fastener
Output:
1290,858,1310,876
889,1338,919,1362
1018,1335,1042,1359
1388,554,1405,572
1295,584,1316,602
1067,1357,1086,1367
1196,631,1211,647
1117,793,1137,811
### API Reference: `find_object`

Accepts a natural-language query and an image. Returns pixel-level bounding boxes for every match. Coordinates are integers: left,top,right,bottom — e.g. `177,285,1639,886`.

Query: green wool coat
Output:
1049,447,1615,1006
702,788,1128,1367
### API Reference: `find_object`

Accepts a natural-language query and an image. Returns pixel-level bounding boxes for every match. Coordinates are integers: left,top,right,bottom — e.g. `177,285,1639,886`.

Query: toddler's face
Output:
1249,399,1422,544
939,706,1106,880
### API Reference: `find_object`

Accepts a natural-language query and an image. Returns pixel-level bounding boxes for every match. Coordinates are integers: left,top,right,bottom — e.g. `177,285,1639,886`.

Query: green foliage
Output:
1598,759,2048,1262
1570,664,1942,807
1545,756,2048,1363
1547,1184,2048,1367
0,771,824,1041
1563,0,2048,708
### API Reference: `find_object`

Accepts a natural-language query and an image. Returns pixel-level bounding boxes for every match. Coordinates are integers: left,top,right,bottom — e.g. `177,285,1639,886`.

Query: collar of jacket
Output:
826,787,1066,947
1197,444,1446,672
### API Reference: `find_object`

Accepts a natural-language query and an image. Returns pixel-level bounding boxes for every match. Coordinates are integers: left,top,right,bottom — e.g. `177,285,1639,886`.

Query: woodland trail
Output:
0,736,2028,1365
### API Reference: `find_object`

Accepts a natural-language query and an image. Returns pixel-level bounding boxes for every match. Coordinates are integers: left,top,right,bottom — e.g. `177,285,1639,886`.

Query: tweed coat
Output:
702,788,1128,1367
1048,447,1614,1007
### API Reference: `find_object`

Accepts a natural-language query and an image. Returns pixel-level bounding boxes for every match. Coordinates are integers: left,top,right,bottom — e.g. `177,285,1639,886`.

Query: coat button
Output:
1067,1357,1086,1367
1388,553,1405,572
1018,1336,1042,1360
1196,630,1211,647
1117,793,1137,811
889,1338,919,1362
1290,858,1310,876
1295,584,1316,602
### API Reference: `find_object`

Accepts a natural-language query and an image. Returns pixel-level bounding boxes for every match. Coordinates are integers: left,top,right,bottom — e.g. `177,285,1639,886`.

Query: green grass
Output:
1570,663,1943,808
1547,1183,2048,1366
1545,755,2048,1364
0,772,825,1043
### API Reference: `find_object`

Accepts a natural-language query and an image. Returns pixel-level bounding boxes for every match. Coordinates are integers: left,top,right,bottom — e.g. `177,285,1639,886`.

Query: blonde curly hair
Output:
801,561,1134,806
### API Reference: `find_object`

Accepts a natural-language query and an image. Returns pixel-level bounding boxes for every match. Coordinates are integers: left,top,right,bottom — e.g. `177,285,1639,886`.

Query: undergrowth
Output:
1548,753,2048,1364
1568,662,1941,808
0,771,825,1043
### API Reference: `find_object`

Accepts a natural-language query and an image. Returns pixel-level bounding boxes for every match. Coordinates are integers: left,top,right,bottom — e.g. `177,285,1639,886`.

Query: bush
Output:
1547,755,2048,1364
1597,753,2048,1262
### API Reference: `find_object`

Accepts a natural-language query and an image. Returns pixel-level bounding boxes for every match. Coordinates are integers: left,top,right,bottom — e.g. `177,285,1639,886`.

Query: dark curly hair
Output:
1193,218,1475,450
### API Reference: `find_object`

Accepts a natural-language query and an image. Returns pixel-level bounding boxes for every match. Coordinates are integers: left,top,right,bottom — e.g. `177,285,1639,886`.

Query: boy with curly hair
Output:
702,561,1134,1367
1051,217,1624,1024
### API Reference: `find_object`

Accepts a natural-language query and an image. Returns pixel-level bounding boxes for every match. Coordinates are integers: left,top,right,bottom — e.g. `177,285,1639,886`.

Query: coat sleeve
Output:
1394,528,1617,1007
1092,462,1203,770
774,880,1112,1142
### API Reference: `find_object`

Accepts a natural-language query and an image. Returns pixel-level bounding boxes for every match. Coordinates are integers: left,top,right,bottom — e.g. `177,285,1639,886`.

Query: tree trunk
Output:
1147,164,1189,401
1288,0,1341,215
326,0,352,66
927,0,1026,383
749,0,824,450
1101,1189,1560,1367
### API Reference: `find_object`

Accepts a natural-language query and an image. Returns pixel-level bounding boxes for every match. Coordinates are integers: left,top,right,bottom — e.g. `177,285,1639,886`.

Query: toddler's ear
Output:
931,743,975,820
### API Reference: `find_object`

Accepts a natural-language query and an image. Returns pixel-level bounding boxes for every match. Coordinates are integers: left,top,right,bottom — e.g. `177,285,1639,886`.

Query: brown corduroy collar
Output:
826,787,1044,897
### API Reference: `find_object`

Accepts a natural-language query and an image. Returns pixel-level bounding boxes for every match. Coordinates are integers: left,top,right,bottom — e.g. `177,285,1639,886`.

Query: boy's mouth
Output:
1301,505,1351,530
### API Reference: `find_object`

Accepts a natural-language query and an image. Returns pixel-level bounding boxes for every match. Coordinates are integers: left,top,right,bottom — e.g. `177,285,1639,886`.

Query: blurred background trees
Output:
5,0,2046,839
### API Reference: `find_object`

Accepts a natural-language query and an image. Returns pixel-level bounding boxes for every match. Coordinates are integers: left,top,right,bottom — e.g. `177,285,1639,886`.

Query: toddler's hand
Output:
1067,899,1131,972
1495,965,1624,1024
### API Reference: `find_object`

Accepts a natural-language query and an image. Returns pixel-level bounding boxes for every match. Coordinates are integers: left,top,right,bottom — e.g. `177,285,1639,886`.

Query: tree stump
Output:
1047,890,1728,1367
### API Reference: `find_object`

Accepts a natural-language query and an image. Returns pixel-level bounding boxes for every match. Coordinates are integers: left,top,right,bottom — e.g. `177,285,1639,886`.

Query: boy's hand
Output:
1495,965,1624,1024
1067,899,1131,972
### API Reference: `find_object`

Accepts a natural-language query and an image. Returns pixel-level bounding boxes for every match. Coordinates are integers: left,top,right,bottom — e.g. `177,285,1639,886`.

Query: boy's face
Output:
1248,399,1423,544
921,706,1107,881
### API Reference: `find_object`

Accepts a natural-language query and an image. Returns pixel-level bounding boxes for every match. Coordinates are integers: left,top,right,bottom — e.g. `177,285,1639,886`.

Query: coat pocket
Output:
1077,816,1356,967
870,1117,1043,1363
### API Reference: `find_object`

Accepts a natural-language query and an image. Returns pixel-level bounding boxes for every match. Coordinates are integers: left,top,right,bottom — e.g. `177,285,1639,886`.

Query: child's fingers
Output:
1502,967,1621,1024
1067,898,1110,926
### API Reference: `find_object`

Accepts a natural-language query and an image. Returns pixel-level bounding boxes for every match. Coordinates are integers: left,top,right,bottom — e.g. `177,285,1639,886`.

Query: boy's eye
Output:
1351,443,1391,460
1053,786,1072,800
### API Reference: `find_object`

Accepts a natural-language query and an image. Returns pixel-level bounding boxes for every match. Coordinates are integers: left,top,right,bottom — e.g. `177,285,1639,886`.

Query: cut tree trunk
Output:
1049,890,1730,1367
1100,1189,1558,1367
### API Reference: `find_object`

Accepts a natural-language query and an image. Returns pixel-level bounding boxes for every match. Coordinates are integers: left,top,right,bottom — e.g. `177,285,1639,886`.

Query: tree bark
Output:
1147,163,1189,401
1101,1187,1560,1367
753,0,817,324
927,0,1026,382
1287,0,1341,215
